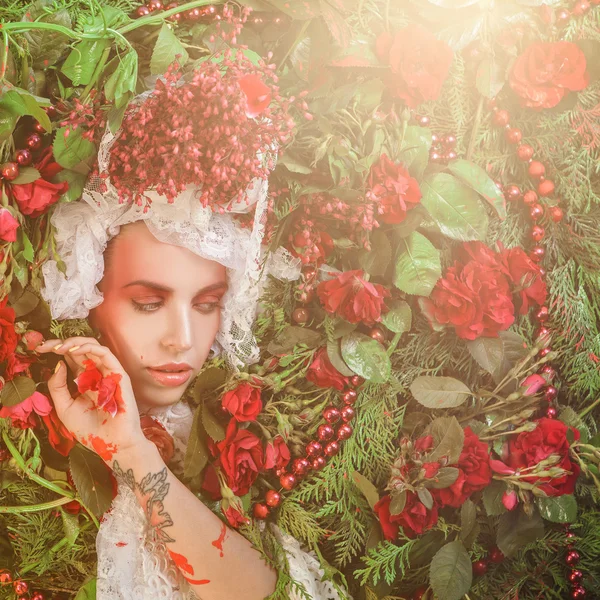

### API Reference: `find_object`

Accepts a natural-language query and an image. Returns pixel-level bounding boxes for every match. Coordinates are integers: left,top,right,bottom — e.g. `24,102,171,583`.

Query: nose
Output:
160,304,193,354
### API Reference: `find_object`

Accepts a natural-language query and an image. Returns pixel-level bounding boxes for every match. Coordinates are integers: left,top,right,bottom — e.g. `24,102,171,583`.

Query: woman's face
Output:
90,222,227,414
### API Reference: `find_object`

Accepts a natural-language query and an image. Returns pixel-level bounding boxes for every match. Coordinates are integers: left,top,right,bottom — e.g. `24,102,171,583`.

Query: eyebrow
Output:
123,280,229,296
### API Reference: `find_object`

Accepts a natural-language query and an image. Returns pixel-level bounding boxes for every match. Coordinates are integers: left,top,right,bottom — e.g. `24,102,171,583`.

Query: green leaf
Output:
382,300,412,334
482,480,507,516
460,499,478,548
427,467,460,489
421,173,489,241
61,510,80,546
393,231,441,296
20,230,34,264
11,167,40,185
558,406,590,444
497,509,544,558
0,89,51,132
74,578,97,600
417,487,434,510
62,39,110,86
0,108,18,142
0,376,36,407
475,56,506,100
184,406,210,479
351,471,379,511
279,153,312,174
194,367,227,398
536,495,577,523
201,402,225,442
389,490,407,516
150,23,189,76
22,1,72,69
267,326,322,355
429,541,473,600
54,169,87,203
398,126,433,179
53,126,96,169
10,288,39,317
493,331,529,386
105,52,138,109
410,376,472,409
466,337,504,376
447,159,506,219
341,332,391,383
327,339,355,377
358,230,392,277
69,445,114,518
426,416,465,465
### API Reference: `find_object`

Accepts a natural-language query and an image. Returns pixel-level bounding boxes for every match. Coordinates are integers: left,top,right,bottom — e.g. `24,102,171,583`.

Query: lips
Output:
146,363,193,387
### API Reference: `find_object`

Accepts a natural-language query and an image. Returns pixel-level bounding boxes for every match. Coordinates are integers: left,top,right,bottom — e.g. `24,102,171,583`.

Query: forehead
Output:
105,222,227,288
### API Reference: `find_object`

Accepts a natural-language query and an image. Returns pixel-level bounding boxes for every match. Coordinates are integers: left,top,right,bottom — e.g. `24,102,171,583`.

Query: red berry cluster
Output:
0,570,44,599
539,0,599,27
252,375,363,520
132,1,219,23
565,529,587,599
417,115,458,164
60,93,107,145
472,546,505,578
106,53,297,209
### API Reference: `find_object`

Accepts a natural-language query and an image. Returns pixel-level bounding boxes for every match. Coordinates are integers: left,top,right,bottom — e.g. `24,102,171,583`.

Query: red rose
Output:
5,353,35,380
201,465,222,500
368,154,422,224
505,418,580,496
510,42,589,109
140,416,175,464
317,269,390,325
375,491,439,540
0,391,53,429
223,505,251,528
375,25,453,107
76,359,124,417
0,208,19,242
216,420,264,497
238,74,271,118
10,149,67,218
433,427,492,508
306,347,349,391
222,382,263,422
42,409,76,456
499,246,547,314
419,259,515,340
264,435,291,470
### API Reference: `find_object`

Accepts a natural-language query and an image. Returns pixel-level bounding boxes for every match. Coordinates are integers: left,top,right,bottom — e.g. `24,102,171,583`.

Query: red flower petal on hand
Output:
97,372,124,418
76,359,103,394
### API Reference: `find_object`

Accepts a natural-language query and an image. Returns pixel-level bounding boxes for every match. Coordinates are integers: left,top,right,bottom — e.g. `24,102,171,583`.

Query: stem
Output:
277,18,311,75
579,396,600,419
387,332,402,356
0,27,8,82
117,0,212,34
0,496,73,514
466,95,485,161
80,43,111,102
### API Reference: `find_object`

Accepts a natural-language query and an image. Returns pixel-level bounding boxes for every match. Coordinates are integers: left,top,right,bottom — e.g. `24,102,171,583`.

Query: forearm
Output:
109,440,277,600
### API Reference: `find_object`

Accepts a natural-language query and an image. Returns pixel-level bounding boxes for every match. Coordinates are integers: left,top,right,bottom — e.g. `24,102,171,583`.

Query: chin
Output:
134,383,187,413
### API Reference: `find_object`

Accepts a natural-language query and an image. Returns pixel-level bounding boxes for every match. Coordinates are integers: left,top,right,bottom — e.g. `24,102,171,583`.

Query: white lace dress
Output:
96,402,350,600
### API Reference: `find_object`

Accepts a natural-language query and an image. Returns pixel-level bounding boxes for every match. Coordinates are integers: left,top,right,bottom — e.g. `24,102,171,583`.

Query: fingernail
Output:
54,343,63,350
69,345,81,352
54,362,62,374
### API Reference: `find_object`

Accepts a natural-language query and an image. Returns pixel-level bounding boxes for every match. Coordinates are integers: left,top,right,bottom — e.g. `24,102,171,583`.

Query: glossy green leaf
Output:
21,231,34,263
53,126,96,169
476,56,506,100
382,300,412,334
341,332,391,383
497,509,544,557
62,39,110,86
393,231,441,296
0,377,36,407
426,416,465,465
61,510,80,546
429,541,473,600
54,169,87,203
194,367,227,398
460,499,479,548
447,159,506,219
389,490,407,516
427,467,460,489
184,406,210,479
11,167,41,185
466,337,505,376
74,578,97,600
105,52,138,109
202,402,225,442
358,229,392,277
410,376,472,409
398,126,433,179
0,89,51,132
421,173,489,241
351,471,379,511
327,339,355,377
69,445,114,518
536,495,577,523
150,23,189,76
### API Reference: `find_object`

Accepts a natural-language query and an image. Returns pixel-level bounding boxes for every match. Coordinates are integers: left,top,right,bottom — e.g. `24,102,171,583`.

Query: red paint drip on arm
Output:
211,522,227,558
168,550,210,584
88,434,118,461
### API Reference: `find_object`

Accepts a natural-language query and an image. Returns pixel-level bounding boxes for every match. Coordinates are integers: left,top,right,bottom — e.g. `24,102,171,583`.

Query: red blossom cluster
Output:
419,241,547,340
107,52,299,209
60,91,108,144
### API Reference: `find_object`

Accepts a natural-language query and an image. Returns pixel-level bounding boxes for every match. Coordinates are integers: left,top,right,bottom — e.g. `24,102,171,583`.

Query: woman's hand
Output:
37,337,147,464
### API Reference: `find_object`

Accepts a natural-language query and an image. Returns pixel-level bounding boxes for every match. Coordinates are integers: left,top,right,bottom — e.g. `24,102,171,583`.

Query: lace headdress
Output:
41,61,301,367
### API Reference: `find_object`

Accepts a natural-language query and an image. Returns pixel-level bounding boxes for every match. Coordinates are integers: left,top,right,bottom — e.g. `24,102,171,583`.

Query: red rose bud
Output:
502,490,518,511
520,374,547,396
264,435,291,471
23,330,44,351
221,382,263,422
317,270,390,325
490,459,516,475
375,25,453,107
306,348,349,391
509,41,589,109
0,208,19,242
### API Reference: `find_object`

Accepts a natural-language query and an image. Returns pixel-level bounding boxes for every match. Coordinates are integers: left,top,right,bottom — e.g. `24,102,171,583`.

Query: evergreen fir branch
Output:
354,539,416,587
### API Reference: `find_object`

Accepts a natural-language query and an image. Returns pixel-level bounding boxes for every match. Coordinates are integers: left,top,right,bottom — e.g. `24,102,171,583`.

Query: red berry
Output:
419,116,430,127
340,405,355,422
305,440,323,456
536,306,549,321
544,385,558,401
530,204,544,221
265,489,281,507
44,104,58,119
33,121,46,133
506,128,522,144
147,0,163,11
13,580,28,595
549,206,564,223
336,424,353,441
324,441,340,457
292,308,309,324
504,184,522,202
531,225,545,242
569,570,584,583
253,503,269,519
135,5,150,17
538,179,555,197
489,547,504,563
493,110,510,127
279,472,296,490
323,407,341,424
528,160,546,179
14,149,32,166
430,151,442,163
369,327,386,343
0,570,11,584
26,133,42,150
517,144,534,161
292,457,310,476
546,406,558,419
539,347,552,358
571,586,587,599
343,389,358,404
473,560,488,577
566,551,581,565
0,162,19,181
445,150,457,162
31,594,45,600
530,246,545,262
184,7,201,20
573,1,591,15
443,134,457,148
523,190,538,206
350,375,364,387
311,456,326,470
556,8,571,24
317,424,335,441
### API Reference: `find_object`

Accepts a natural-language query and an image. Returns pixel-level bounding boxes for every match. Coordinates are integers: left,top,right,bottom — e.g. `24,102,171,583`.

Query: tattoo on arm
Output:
113,461,175,544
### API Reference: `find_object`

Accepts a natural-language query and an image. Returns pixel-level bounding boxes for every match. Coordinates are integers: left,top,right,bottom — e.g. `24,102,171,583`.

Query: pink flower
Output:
0,391,53,429
520,374,547,396
502,490,518,511
0,208,19,242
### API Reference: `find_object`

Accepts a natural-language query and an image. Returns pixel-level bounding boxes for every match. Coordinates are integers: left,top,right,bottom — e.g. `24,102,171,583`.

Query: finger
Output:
51,337,101,354
62,353,83,377
68,343,127,378
47,361,75,415
36,339,65,353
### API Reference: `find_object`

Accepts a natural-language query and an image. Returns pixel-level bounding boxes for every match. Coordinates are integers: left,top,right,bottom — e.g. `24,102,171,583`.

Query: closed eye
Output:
131,300,222,314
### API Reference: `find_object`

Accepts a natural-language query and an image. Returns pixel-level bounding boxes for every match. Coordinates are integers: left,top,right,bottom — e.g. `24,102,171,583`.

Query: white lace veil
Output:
41,100,300,368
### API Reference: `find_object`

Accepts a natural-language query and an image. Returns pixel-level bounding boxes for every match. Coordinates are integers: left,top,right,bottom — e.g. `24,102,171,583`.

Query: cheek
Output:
194,313,221,357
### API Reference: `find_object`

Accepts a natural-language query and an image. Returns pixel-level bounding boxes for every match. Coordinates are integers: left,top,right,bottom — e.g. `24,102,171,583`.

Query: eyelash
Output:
131,300,222,314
